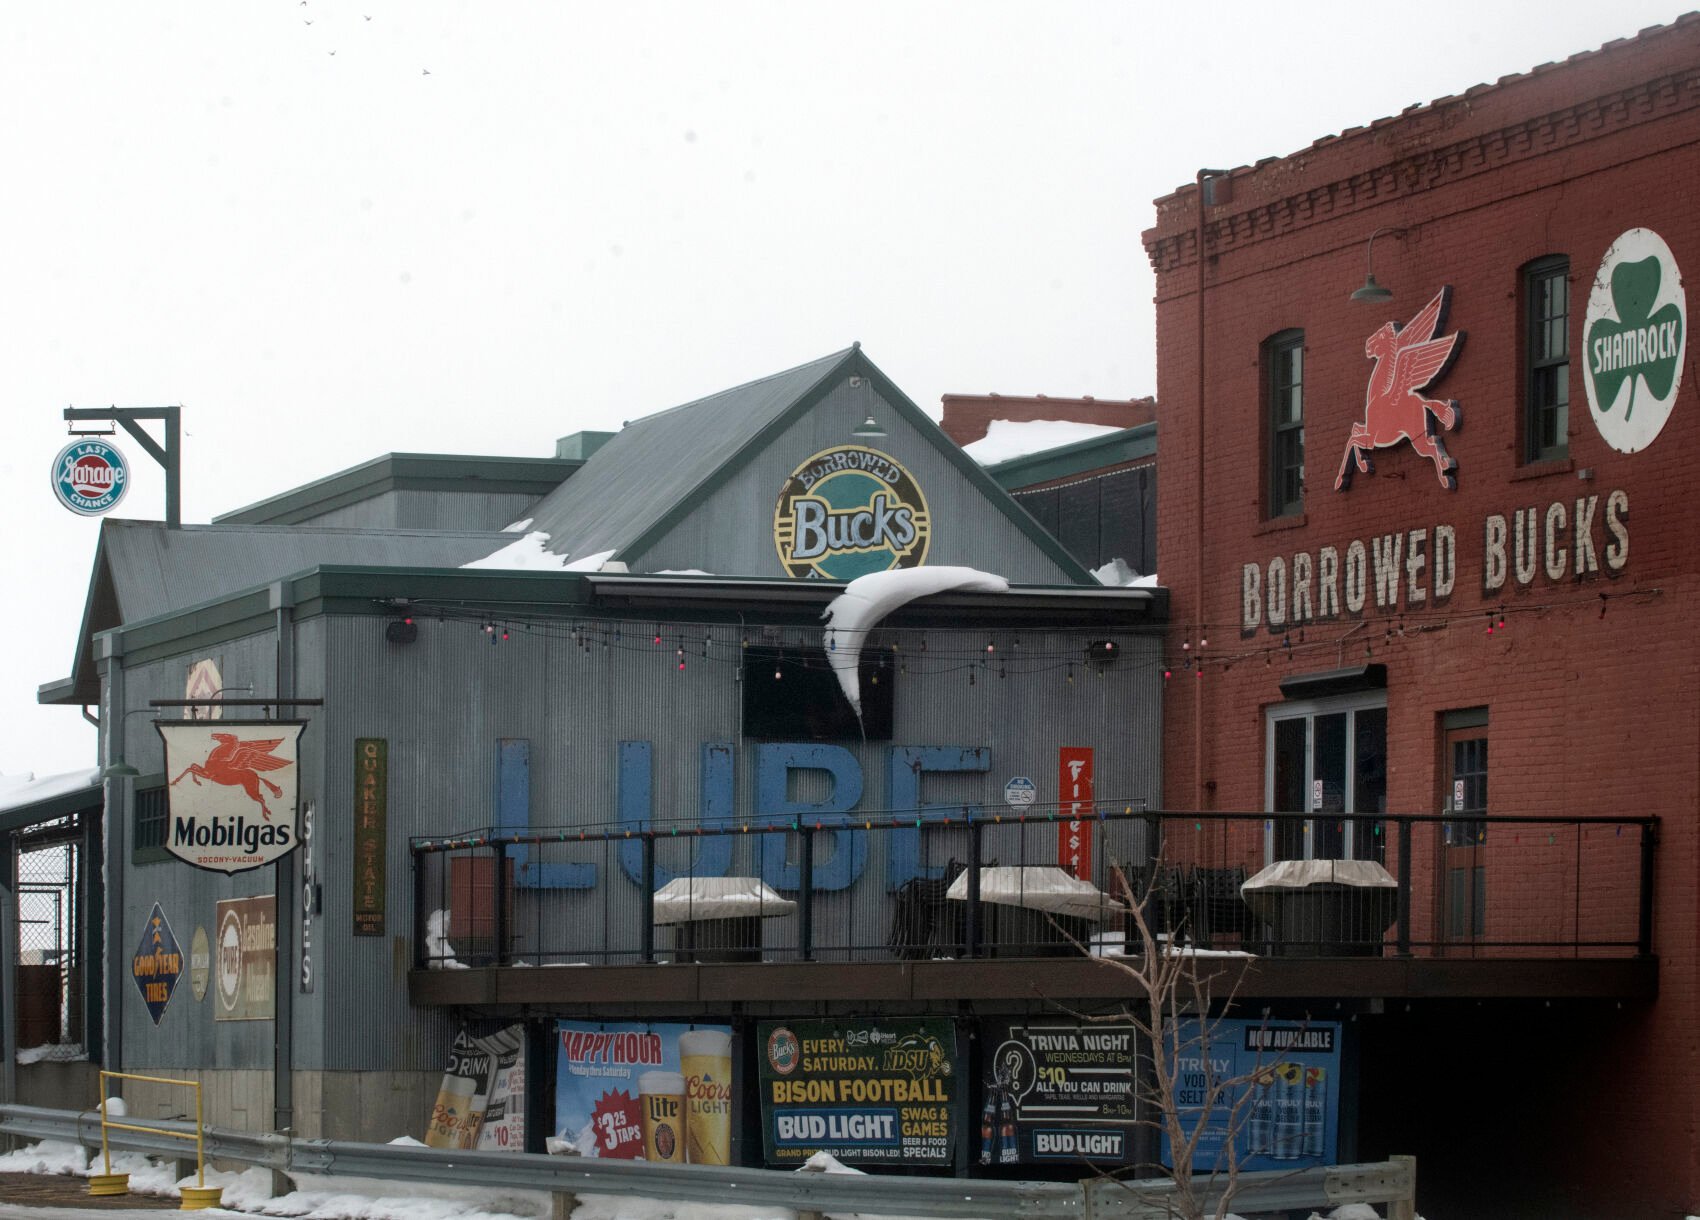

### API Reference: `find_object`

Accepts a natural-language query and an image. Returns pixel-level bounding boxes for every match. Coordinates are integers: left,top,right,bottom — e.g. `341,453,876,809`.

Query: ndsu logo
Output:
773,445,930,579
1335,287,1466,492
51,439,129,516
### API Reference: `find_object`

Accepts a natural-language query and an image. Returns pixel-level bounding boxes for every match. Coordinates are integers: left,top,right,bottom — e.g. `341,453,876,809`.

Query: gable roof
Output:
44,519,513,705
524,345,1094,582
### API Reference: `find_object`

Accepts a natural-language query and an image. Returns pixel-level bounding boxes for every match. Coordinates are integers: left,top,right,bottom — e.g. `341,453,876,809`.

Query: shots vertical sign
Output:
353,739,387,935
1058,747,1094,880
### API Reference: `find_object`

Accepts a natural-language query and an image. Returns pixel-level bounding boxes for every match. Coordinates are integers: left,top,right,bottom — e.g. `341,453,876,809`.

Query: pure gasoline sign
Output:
51,439,129,517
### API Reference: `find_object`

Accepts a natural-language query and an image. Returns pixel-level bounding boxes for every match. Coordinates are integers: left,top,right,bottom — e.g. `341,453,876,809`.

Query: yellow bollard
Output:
88,1171,131,1197
179,1184,224,1211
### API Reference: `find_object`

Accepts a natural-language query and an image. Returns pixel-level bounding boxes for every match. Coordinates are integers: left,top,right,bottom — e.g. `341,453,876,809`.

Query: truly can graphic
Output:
680,1030,732,1165
1271,1063,1304,1160
1302,1066,1327,1159
639,1071,686,1163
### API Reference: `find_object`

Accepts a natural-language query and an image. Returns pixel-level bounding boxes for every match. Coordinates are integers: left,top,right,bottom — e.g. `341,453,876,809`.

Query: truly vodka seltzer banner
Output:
156,721,305,873
758,1018,957,1166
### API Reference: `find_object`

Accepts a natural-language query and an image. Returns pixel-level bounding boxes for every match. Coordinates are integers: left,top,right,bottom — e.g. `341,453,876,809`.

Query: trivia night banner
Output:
555,1021,734,1165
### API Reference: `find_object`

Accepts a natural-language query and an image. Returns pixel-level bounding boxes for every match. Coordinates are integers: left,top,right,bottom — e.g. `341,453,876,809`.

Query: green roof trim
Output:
620,348,1097,584
215,453,583,525
984,422,1157,490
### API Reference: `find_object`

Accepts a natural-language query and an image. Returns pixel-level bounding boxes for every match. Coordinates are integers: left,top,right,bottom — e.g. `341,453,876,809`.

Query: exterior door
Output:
1266,697,1388,863
1439,727,1488,950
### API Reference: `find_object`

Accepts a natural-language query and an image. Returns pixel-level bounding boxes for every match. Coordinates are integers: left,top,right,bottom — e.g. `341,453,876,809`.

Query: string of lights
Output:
377,584,1661,688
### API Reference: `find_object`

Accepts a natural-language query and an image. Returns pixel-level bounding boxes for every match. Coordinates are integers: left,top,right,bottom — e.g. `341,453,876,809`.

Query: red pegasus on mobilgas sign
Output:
170,733,293,820
1335,287,1466,491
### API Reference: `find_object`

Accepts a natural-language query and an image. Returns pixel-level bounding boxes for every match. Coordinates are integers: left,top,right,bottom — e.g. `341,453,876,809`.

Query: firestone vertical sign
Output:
1058,748,1094,880
353,739,387,935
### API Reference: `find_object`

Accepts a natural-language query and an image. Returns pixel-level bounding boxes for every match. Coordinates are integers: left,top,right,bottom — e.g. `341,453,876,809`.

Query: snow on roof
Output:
461,532,617,573
822,567,1010,714
0,767,101,815
961,419,1124,466
1092,558,1159,588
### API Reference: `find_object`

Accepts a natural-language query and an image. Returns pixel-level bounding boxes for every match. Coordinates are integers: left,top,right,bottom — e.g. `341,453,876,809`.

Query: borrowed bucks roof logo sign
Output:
1584,228,1686,454
774,446,930,579
156,721,305,873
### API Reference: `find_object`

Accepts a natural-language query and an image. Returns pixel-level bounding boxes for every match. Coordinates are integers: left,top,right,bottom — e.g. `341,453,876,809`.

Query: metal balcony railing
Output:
409,808,1657,968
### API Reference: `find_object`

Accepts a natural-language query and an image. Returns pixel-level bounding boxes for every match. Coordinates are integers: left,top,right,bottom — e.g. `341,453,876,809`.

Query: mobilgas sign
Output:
51,439,129,516
774,446,930,579
1584,228,1686,454
156,721,306,873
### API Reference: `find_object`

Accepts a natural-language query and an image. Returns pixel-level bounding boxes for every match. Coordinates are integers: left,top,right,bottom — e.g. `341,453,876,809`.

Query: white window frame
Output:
1263,691,1388,866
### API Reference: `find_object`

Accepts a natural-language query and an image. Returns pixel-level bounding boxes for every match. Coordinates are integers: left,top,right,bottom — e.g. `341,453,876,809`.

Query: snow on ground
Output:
821,568,1010,715
14,1042,87,1065
961,420,1124,466
0,1140,1425,1220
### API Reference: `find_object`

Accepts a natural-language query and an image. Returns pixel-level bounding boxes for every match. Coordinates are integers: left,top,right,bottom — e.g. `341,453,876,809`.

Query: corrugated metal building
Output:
35,346,1168,1163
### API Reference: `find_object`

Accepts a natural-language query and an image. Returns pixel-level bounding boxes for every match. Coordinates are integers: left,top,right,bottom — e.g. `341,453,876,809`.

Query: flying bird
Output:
422,67,432,75
170,734,294,820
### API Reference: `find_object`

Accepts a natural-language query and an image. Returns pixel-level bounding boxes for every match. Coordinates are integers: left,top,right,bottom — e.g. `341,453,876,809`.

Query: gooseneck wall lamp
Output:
1350,227,1409,303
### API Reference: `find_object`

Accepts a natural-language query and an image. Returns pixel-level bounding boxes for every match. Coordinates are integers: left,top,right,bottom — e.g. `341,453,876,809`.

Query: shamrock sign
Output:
1584,228,1687,454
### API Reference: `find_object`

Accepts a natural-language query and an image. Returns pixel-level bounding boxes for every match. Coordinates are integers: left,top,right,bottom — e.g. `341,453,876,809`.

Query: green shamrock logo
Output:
1588,256,1684,420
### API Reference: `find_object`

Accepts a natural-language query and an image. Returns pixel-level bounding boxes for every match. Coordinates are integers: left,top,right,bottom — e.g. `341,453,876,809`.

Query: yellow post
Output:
85,1070,222,1209
87,1073,130,1197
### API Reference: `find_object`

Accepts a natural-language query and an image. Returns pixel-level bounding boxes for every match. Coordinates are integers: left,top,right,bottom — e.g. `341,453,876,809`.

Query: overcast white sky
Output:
1,1,1688,777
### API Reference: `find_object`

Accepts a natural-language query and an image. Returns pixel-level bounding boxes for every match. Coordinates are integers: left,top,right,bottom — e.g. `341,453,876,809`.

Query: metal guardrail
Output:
1,1103,1416,1220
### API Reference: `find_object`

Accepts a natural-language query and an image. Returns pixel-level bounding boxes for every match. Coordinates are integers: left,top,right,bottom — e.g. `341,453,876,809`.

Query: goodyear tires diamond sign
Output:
774,446,929,579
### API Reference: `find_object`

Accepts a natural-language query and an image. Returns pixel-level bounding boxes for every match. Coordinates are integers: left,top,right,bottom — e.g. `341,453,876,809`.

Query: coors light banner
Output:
156,721,306,873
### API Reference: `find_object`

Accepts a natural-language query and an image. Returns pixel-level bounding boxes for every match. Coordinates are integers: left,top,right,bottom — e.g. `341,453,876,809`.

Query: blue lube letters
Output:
596,740,991,892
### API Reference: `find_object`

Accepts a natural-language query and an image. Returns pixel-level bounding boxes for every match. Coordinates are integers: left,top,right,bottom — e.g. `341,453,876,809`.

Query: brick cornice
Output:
1143,66,1700,277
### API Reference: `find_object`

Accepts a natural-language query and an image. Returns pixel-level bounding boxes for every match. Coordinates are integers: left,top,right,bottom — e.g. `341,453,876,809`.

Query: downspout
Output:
97,632,127,1077
1194,170,1228,811
1,829,17,1106
271,580,297,1136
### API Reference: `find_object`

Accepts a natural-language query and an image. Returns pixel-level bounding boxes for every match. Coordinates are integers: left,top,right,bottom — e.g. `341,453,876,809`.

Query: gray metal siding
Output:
315,609,1160,1071
298,491,542,533
113,629,293,1074
634,380,1080,583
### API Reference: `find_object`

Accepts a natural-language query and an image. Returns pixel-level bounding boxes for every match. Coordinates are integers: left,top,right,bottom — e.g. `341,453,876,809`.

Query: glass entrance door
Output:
1440,726,1489,949
1265,698,1388,863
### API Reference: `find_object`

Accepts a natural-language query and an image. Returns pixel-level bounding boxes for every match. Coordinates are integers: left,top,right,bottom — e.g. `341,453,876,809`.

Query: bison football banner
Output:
156,720,305,873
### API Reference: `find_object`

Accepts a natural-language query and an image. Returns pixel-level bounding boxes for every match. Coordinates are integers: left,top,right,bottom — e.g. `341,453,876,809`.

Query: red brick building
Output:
1144,17,1698,1218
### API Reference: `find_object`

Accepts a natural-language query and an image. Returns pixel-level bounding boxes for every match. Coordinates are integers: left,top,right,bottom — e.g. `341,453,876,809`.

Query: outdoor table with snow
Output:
1240,859,1399,957
945,865,1126,957
652,876,796,964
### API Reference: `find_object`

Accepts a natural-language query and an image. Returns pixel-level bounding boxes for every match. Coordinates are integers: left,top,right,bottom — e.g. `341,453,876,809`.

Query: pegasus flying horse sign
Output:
156,721,306,873
1336,287,1466,491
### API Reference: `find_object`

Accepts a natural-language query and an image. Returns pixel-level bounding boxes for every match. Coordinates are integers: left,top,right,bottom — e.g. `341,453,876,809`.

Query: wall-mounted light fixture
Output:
1350,227,1409,303
848,374,886,440
385,616,418,645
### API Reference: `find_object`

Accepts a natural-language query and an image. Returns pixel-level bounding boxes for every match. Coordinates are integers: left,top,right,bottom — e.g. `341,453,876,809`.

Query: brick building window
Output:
1265,329,1305,517
1523,256,1570,463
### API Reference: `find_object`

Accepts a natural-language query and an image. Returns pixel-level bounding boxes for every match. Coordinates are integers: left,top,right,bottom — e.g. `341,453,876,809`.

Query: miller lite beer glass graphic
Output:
638,1071,686,1163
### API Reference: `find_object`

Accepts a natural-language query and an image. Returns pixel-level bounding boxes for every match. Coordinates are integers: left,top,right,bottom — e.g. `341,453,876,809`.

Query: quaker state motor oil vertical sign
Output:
155,721,306,873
